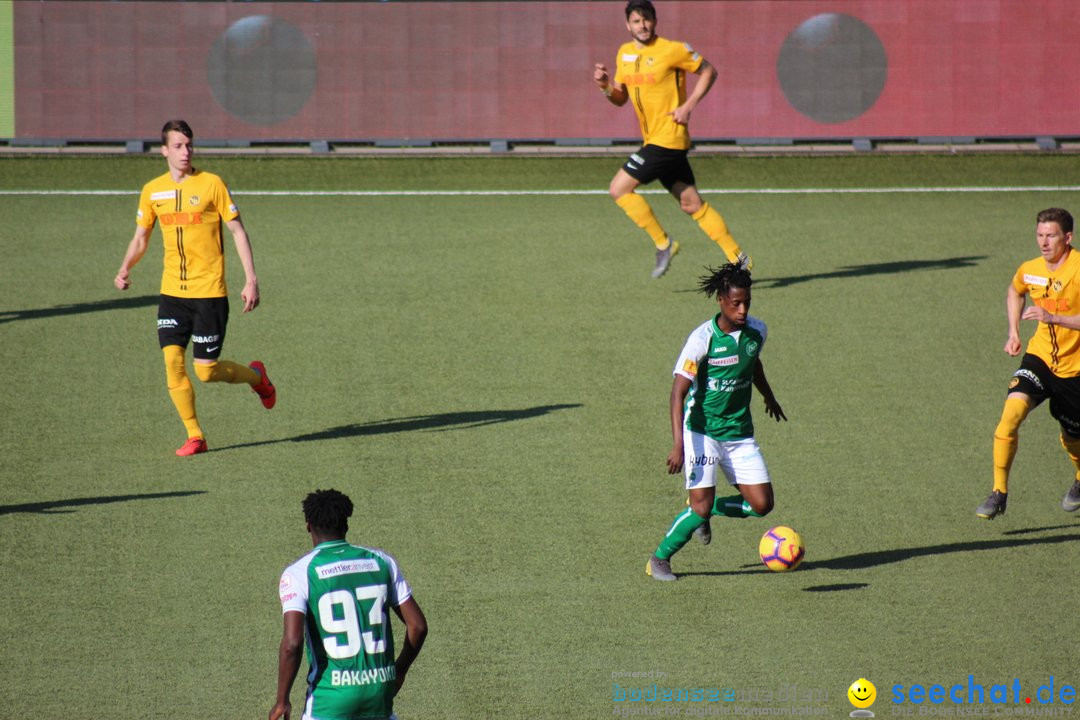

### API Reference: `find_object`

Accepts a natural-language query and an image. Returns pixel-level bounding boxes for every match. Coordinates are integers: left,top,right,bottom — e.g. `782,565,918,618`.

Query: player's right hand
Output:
114,269,130,290
593,63,610,87
269,701,291,720
666,447,684,475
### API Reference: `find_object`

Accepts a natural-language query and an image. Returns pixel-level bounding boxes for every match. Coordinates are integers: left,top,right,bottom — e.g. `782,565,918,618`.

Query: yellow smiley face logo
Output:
848,679,876,708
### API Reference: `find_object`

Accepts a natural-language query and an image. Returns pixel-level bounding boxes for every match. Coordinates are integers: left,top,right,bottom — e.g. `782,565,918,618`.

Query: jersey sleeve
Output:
1012,265,1033,295
211,175,240,223
278,565,308,615
747,316,768,351
372,548,413,608
673,326,709,380
135,184,156,229
673,40,704,73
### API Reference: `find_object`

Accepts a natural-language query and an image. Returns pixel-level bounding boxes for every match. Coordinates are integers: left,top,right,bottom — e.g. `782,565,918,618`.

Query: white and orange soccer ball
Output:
758,526,805,572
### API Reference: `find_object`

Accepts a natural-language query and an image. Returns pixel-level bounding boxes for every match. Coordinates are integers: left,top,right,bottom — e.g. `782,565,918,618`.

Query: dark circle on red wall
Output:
207,16,316,127
776,13,887,124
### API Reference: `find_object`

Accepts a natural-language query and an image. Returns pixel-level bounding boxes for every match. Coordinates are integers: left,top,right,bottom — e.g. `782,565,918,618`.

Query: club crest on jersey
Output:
1053,280,1063,292
745,340,760,356
188,195,200,206
646,57,654,66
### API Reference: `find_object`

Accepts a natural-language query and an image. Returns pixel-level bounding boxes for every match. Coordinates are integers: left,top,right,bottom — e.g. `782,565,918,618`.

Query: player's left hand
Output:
242,280,260,313
1022,305,1051,324
268,701,291,720
763,396,787,422
669,104,693,125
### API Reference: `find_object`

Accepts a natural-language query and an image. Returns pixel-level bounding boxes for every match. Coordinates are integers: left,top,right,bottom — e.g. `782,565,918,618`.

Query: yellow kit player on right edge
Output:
978,207,1080,518
593,0,749,279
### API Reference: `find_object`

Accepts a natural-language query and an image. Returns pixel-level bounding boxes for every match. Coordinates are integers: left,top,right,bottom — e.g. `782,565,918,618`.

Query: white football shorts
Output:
683,431,770,489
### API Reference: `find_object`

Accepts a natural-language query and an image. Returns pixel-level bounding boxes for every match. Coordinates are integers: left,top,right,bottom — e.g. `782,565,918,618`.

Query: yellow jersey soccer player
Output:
978,208,1080,518
593,0,749,279
114,119,276,456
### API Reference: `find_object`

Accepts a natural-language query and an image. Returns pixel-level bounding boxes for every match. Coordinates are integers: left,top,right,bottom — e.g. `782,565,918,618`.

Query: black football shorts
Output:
157,294,229,360
1008,353,1080,437
621,144,696,191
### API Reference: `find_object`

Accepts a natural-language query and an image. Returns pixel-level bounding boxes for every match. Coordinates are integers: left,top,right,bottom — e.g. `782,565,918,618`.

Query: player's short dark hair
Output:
699,261,753,299
1037,208,1073,235
161,119,193,145
302,488,354,535
625,0,656,22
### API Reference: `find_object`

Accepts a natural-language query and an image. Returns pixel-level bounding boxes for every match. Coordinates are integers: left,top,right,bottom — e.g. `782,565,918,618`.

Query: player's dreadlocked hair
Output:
698,261,752,299
302,488,354,535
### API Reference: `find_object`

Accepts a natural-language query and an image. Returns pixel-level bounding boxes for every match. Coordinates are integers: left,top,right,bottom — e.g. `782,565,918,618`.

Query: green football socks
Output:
655,507,709,560
712,494,764,518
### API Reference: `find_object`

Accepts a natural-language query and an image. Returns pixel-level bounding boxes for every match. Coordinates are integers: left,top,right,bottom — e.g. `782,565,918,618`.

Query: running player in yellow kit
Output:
114,120,275,456
977,208,1080,518
593,0,749,279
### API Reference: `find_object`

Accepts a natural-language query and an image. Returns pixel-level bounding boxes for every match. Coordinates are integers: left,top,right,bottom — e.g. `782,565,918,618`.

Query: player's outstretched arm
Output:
225,217,260,312
269,611,305,720
114,225,151,290
593,63,628,106
753,359,787,422
671,60,717,125
392,597,428,695
667,375,692,473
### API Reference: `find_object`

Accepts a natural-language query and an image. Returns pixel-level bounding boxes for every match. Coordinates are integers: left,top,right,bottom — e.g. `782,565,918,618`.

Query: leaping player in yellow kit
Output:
114,120,276,456
593,0,750,279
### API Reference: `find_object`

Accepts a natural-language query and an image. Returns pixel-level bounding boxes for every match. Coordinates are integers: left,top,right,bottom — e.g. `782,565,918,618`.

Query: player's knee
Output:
680,197,702,214
194,361,219,383
162,346,187,388
747,496,773,517
690,500,712,518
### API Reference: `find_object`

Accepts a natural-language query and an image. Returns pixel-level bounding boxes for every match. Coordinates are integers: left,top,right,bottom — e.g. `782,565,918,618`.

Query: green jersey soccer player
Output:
271,489,427,720
647,263,787,581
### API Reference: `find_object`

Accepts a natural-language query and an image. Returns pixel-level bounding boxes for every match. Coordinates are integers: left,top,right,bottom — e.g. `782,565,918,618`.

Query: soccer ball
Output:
758,526,805,572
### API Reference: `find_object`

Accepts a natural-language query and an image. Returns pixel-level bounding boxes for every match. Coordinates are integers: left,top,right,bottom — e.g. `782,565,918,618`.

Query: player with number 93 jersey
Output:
272,489,427,720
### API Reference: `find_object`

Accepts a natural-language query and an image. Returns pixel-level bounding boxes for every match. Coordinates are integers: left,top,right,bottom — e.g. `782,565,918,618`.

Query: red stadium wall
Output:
11,1,1080,142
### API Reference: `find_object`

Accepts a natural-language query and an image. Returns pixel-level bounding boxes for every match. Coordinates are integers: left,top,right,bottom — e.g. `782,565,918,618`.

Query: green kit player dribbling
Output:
647,263,787,581
271,489,428,720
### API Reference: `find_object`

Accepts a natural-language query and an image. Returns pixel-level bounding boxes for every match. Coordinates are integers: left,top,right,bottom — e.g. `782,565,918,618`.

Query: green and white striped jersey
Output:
673,314,767,441
279,540,411,720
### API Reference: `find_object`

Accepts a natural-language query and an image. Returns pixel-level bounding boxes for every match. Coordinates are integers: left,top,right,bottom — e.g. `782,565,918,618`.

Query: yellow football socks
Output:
615,193,669,249
193,359,259,385
692,202,743,263
163,345,202,439
992,396,1031,493
1060,432,1080,480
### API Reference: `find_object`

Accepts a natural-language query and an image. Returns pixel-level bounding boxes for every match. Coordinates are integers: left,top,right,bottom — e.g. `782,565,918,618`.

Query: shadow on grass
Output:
0,490,207,516
803,583,869,592
756,256,987,290
679,530,1080,578
0,294,158,325
215,403,584,451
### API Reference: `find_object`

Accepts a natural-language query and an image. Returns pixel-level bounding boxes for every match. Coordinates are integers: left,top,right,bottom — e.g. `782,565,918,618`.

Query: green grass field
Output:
2,153,1079,719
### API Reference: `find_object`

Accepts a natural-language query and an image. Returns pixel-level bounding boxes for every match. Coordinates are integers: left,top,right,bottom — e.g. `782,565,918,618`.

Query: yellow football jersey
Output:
136,169,239,298
1014,249,1080,377
614,36,704,150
